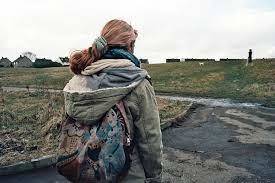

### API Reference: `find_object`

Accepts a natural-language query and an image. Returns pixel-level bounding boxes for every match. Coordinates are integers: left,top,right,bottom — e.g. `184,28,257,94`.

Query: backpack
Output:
56,101,132,182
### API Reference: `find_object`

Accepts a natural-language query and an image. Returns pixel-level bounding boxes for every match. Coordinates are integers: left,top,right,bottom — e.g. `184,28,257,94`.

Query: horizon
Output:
1,0,275,63
3,55,275,65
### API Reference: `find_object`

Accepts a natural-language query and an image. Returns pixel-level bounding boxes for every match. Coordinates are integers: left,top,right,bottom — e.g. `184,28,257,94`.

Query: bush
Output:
33,58,62,68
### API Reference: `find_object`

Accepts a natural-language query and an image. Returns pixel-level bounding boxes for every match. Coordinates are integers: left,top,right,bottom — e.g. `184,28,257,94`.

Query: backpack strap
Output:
115,101,131,143
145,75,152,85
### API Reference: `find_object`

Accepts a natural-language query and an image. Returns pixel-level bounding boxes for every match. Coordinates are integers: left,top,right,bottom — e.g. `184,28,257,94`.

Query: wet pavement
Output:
0,167,68,183
162,106,275,182
1,104,274,182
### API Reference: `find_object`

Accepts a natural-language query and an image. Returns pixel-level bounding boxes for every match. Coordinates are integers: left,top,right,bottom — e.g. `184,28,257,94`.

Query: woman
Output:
57,19,162,183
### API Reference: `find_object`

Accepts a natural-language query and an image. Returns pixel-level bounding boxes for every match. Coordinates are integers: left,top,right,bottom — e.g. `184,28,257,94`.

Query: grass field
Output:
144,61,275,107
0,67,72,89
0,60,275,106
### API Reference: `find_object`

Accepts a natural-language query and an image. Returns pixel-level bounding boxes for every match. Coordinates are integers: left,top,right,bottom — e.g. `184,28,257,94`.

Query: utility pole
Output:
247,49,253,65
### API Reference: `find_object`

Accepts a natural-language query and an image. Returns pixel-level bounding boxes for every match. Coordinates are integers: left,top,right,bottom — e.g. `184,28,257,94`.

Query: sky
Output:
1,0,275,63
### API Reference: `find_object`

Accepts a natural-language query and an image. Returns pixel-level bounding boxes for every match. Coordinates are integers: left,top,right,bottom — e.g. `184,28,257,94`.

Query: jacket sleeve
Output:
126,79,163,182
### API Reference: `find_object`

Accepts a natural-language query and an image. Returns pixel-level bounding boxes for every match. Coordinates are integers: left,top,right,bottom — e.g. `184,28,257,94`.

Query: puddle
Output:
225,109,275,129
158,95,262,108
216,116,275,146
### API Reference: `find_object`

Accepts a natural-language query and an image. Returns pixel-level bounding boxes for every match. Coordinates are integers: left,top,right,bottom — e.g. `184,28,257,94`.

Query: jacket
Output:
63,59,163,182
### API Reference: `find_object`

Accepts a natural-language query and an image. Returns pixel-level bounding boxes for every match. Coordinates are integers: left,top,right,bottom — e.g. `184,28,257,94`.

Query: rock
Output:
26,146,38,151
227,138,236,142
13,145,24,152
0,145,3,156
197,151,205,153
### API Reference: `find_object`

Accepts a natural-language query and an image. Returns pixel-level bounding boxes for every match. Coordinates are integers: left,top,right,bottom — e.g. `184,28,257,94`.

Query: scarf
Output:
81,59,133,76
102,48,141,68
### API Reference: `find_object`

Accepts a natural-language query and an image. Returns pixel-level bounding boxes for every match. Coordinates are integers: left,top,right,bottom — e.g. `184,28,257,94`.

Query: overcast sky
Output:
1,0,275,63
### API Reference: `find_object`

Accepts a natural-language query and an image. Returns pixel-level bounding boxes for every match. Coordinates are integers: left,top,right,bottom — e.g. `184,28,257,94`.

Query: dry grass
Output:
0,91,64,166
0,92,188,166
157,97,190,119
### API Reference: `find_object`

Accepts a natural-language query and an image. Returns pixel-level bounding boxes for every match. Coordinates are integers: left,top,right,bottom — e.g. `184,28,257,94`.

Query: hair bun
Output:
69,50,92,75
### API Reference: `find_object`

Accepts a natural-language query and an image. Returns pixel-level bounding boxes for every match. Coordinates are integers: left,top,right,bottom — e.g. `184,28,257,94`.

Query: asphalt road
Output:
1,105,274,183
162,105,275,182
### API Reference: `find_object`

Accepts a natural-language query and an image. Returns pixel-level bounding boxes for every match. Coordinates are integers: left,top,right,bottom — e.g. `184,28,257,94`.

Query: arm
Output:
126,79,163,182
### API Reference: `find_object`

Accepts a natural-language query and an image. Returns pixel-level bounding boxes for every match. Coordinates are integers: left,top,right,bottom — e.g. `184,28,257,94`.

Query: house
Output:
0,57,12,67
55,57,69,66
219,58,246,62
140,59,149,64
13,56,33,67
60,57,69,66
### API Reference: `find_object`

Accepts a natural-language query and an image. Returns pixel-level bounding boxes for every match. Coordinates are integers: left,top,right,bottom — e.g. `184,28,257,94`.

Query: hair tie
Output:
93,36,108,55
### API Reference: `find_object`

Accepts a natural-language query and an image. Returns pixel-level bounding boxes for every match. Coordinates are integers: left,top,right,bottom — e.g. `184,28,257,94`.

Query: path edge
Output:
160,102,200,130
0,155,57,176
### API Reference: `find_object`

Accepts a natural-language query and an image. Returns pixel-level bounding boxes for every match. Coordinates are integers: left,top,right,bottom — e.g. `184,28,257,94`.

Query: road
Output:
1,104,274,182
162,105,275,182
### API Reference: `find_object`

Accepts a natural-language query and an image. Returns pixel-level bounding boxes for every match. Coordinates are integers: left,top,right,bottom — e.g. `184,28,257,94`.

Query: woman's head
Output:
70,19,138,74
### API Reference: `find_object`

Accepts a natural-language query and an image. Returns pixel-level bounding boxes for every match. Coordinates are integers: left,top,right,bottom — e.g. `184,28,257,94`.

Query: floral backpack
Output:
56,101,132,182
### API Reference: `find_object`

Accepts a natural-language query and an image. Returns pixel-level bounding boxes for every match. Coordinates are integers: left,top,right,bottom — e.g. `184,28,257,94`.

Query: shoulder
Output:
133,79,154,96
125,78,156,106
63,75,91,92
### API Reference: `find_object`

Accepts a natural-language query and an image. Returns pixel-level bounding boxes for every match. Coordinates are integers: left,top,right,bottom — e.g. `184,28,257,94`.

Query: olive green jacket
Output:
63,59,163,182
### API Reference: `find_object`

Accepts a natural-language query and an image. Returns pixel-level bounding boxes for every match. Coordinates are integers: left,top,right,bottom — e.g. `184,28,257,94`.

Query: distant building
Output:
166,58,180,63
185,58,215,62
0,57,12,67
140,59,149,64
55,57,69,66
13,56,33,67
59,57,69,66
219,58,246,62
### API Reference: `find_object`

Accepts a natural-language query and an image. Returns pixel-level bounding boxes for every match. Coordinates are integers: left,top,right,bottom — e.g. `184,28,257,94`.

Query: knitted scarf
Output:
102,47,141,68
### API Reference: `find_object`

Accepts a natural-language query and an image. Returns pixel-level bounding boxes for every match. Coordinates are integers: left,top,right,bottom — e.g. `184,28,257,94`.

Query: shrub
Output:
33,58,62,68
